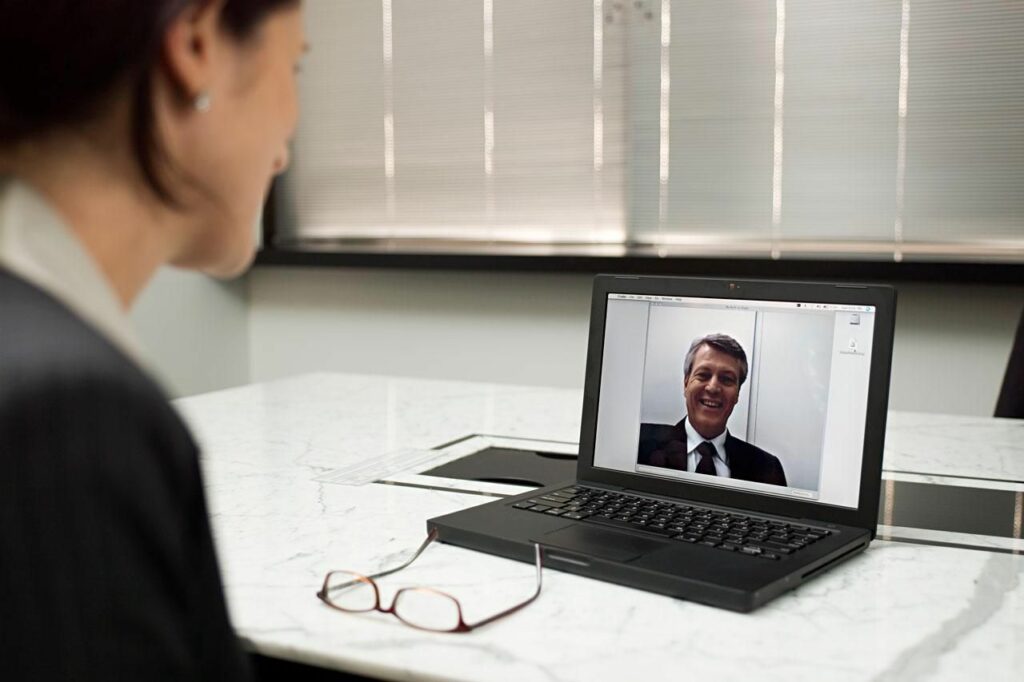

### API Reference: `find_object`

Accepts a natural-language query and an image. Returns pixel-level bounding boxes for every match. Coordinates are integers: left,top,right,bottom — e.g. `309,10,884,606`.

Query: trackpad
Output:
540,525,665,562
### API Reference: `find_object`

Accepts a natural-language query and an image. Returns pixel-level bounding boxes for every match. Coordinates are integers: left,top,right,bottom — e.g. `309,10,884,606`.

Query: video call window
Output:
592,294,875,509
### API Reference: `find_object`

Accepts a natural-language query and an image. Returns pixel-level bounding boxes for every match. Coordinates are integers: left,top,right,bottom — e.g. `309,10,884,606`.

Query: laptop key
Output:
528,505,552,513
766,544,795,554
745,536,798,552
749,541,793,554
585,516,676,537
560,512,590,520
512,502,535,510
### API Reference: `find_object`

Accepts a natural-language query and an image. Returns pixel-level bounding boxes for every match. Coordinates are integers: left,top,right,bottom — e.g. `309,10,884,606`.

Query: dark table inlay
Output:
423,447,576,488
423,444,1021,542
879,480,1019,538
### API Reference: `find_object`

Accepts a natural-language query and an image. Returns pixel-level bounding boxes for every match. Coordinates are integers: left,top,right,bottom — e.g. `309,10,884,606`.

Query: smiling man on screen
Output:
637,333,787,487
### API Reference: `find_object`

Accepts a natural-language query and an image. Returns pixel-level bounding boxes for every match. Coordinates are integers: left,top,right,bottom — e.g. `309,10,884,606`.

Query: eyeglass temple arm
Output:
465,543,544,630
364,527,441,582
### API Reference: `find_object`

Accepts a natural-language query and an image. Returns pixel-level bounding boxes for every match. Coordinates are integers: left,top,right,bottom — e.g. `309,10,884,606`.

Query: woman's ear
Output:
160,0,226,104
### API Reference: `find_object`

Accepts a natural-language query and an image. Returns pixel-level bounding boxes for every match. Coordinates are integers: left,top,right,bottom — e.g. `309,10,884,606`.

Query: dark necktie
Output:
695,441,717,476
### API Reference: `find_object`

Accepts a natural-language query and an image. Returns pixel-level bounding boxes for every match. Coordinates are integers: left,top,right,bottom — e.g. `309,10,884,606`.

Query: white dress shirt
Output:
683,418,732,477
0,176,147,367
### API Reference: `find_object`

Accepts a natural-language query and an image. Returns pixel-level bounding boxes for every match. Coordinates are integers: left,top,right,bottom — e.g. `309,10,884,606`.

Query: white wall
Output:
248,267,593,388
247,267,1023,417
890,281,1023,415
122,264,1022,418
132,268,250,398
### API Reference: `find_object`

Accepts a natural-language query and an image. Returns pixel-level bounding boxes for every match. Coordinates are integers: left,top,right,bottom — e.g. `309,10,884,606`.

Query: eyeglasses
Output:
316,528,544,633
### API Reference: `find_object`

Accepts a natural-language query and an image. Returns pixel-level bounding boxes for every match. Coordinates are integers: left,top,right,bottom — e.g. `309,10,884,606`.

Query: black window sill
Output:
254,243,1024,285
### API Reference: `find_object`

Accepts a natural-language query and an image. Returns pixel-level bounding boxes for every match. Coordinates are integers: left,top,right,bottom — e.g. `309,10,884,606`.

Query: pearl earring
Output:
193,91,212,113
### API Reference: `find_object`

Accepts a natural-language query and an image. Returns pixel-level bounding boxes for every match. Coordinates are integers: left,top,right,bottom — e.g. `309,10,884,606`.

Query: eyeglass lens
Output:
393,588,462,631
322,571,377,611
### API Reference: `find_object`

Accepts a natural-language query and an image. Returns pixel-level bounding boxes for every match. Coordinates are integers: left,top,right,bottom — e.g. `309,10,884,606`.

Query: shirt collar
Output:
683,417,730,464
0,176,147,367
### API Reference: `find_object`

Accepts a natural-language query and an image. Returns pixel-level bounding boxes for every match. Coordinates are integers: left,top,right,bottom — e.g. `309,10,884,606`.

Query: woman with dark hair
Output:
0,1,305,679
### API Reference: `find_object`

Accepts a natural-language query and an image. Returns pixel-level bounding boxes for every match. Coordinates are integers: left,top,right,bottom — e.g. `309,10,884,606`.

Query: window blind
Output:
276,0,1024,262
282,0,625,245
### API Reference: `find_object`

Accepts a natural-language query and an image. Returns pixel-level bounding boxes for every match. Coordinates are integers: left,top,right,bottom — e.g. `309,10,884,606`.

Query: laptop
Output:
429,275,896,612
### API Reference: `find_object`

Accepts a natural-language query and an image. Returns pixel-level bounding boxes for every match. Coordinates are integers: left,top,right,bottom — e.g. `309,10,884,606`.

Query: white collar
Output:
0,176,147,367
683,417,730,464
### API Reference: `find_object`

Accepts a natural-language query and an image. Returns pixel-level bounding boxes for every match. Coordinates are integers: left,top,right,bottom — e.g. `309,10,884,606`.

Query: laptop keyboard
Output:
513,485,831,560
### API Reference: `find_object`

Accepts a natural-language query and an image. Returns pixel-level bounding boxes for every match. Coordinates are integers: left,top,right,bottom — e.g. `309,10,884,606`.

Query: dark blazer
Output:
638,419,787,487
0,269,250,681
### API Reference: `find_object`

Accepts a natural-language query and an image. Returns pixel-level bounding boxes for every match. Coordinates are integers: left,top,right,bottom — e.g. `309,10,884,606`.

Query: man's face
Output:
684,344,742,440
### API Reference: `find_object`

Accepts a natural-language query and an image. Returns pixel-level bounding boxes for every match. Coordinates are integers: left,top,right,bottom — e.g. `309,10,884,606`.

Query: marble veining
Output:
883,411,1024,482
870,550,1022,682
175,373,1024,682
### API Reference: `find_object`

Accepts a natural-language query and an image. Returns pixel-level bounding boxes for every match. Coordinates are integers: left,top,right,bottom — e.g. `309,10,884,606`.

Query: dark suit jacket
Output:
0,269,250,681
638,419,787,487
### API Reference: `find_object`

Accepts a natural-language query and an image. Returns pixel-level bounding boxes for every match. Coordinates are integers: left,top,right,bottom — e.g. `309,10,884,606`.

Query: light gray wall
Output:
890,281,1022,415
132,268,250,398
248,267,594,388
247,267,1023,417
124,264,1022,416
747,310,835,491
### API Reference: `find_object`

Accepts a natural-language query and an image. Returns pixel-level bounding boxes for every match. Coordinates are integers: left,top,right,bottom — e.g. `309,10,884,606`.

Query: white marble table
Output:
175,373,1024,682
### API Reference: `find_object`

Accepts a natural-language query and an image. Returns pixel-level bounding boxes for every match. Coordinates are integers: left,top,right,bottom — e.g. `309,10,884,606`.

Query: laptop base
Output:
429,481,871,613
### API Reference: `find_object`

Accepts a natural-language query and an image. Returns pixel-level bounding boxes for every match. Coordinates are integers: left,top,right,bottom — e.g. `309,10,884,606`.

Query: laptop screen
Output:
592,292,876,510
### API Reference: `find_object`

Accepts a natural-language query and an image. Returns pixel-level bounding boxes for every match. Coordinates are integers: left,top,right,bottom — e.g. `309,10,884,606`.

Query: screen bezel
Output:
576,275,896,534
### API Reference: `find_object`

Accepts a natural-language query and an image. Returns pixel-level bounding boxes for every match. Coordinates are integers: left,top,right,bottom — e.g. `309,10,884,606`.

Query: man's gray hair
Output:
683,333,748,385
